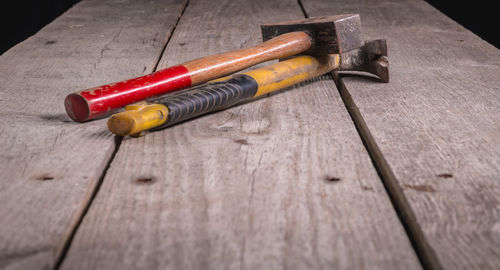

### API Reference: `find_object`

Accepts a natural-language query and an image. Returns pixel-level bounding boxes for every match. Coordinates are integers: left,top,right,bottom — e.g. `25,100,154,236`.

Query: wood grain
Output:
301,0,500,268
0,0,186,269
61,0,421,269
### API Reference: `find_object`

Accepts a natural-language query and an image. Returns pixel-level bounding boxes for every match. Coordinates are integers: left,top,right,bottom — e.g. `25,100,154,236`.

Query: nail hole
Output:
324,176,341,182
179,42,186,46
45,40,56,45
457,39,464,42
135,177,156,185
437,173,453,179
234,139,249,145
34,174,55,181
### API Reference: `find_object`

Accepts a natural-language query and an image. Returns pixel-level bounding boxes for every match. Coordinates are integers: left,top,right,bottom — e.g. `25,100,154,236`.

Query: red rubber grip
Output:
65,65,191,122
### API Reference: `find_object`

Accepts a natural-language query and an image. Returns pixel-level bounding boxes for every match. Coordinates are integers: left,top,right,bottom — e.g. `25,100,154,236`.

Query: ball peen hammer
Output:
64,14,364,122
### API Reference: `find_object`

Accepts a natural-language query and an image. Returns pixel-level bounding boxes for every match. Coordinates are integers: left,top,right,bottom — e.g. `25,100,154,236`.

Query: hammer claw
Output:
339,39,389,82
370,55,389,83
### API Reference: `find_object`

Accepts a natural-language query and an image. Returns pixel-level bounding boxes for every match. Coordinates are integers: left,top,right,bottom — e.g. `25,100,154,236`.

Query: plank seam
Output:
53,136,122,270
52,1,191,268
296,0,443,268
297,0,309,18
152,0,191,72
330,71,443,270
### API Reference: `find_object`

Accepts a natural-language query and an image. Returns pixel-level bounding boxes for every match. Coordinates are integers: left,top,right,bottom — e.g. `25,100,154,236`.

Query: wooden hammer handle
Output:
65,31,311,122
184,31,312,84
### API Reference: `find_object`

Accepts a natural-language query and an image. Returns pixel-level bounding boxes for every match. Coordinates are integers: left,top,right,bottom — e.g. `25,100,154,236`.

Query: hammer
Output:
106,39,388,137
65,14,364,122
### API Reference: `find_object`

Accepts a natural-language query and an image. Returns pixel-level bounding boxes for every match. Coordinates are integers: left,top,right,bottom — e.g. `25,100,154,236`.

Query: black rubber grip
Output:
150,74,258,128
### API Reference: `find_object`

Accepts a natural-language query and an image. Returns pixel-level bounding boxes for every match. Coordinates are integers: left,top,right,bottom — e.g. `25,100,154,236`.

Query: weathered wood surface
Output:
0,0,186,269
302,0,500,269
60,0,421,269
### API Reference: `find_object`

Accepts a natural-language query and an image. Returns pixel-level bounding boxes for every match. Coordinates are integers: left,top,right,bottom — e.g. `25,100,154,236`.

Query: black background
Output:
1,0,80,54
0,0,498,55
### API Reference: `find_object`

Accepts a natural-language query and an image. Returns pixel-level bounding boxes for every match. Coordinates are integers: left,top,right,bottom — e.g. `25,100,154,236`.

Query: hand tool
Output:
65,14,363,122
107,40,388,137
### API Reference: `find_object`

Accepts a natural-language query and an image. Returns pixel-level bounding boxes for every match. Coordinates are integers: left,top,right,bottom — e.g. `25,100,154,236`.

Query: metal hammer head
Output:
261,14,363,55
339,39,389,82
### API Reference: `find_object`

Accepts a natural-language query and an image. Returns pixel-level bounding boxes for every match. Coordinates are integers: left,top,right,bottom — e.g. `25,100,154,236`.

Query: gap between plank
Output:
330,71,443,270
296,0,442,268
152,0,191,72
53,136,122,270
52,1,190,269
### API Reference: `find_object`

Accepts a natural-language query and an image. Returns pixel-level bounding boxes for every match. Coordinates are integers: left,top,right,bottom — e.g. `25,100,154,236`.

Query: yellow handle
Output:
107,102,168,136
243,54,340,97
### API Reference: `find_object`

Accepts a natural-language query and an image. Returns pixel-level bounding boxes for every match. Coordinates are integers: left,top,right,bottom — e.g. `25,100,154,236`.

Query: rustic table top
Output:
1,0,499,269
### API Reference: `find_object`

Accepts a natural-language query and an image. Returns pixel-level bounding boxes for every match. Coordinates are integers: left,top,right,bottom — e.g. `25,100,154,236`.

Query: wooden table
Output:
1,0,498,269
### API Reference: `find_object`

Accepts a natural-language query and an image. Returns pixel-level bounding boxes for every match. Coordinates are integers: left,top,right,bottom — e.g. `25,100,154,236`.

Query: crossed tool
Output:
64,14,389,137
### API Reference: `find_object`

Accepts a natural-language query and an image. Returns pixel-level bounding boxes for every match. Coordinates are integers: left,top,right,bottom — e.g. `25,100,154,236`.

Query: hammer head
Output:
261,14,363,55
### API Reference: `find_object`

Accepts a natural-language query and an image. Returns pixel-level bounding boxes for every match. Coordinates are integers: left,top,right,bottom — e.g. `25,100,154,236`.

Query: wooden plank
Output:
0,0,186,269
301,0,500,269
60,0,422,269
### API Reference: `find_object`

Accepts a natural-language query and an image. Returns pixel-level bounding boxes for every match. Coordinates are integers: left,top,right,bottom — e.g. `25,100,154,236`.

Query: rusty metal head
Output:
261,14,363,55
339,39,389,82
